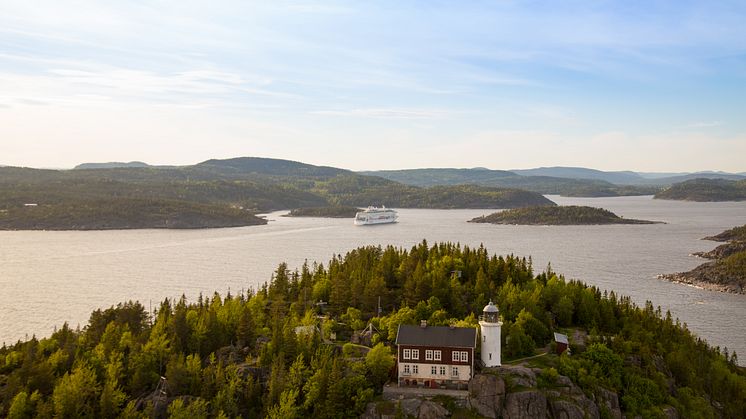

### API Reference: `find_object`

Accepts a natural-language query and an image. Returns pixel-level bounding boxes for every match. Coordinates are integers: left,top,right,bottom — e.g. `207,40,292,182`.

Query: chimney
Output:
420,320,427,328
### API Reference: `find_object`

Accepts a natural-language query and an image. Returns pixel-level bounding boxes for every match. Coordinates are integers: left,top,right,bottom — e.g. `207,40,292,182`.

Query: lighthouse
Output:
479,301,503,367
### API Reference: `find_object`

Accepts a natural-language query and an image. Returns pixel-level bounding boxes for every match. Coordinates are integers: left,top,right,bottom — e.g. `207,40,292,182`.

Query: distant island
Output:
654,178,746,201
660,224,746,294
0,198,266,230
468,205,661,225
283,206,360,218
0,157,556,230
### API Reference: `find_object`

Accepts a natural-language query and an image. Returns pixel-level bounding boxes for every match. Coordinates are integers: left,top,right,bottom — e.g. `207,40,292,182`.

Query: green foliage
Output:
285,206,360,218
365,343,395,389
1,241,745,418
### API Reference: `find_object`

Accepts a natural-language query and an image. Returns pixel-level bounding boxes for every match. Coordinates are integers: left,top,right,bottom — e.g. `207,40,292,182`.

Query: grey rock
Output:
549,399,586,419
595,387,622,419
499,365,538,388
504,390,547,419
399,399,422,418
418,400,450,419
468,374,506,418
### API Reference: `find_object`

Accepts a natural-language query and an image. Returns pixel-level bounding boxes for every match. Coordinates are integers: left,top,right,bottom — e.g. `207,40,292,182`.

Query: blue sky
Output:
1,1,745,171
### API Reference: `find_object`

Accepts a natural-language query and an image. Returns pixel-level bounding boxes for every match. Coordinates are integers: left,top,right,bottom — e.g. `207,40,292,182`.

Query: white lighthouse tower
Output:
479,301,503,367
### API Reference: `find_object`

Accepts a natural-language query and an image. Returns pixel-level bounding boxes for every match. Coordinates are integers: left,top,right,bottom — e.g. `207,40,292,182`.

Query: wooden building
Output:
395,321,477,389
554,332,569,354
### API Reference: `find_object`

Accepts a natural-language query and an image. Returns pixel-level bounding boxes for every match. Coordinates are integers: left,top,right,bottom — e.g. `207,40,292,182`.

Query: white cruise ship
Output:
354,206,398,225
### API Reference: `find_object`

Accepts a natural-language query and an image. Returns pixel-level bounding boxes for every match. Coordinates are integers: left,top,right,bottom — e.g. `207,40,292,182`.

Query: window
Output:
412,365,419,374
439,366,446,375
431,366,437,375
411,349,419,360
434,350,441,361
489,353,492,360
452,367,459,377
425,350,433,360
403,349,411,360
460,351,469,362
452,351,459,362
483,335,486,342
403,364,410,374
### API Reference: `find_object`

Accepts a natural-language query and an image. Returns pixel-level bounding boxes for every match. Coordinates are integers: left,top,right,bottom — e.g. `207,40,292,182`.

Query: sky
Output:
1,1,745,172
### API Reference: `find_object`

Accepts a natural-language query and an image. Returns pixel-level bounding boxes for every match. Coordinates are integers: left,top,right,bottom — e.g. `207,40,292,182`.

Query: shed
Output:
554,332,569,354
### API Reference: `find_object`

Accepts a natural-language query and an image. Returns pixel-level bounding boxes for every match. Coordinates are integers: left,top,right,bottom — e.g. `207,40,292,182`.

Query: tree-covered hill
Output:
362,168,659,197
1,242,744,418
654,178,746,201
469,205,661,225
0,158,556,229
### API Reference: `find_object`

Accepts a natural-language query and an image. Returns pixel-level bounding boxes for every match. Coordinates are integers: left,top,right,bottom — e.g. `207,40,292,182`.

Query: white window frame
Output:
425,350,433,360
403,349,411,360
452,351,459,362
413,365,419,374
404,364,411,374
460,351,469,362
434,350,441,361
411,349,419,360
431,366,437,375
452,366,459,377
439,366,446,375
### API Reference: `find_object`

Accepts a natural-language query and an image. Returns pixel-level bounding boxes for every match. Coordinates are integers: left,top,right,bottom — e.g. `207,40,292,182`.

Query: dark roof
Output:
395,324,477,348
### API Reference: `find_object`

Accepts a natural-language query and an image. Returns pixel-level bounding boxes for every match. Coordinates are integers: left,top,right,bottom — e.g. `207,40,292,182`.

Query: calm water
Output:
2,196,745,362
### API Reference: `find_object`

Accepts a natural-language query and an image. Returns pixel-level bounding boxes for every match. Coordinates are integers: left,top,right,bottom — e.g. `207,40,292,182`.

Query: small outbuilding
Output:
554,332,569,354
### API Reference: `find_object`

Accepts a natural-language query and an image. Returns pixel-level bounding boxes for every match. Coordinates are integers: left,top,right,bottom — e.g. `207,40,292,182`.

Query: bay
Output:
1,195,745,363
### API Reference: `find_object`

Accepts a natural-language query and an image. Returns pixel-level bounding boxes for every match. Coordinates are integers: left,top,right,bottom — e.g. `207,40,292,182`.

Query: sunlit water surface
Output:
2,196,745,362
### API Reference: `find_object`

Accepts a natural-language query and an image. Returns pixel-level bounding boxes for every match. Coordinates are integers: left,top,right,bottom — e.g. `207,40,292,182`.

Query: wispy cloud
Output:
685,121,723,129
310,108,450,119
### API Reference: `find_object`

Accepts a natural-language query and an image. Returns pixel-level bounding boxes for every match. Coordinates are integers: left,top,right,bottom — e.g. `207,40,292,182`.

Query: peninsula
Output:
660,224,746,294
468,205,661,225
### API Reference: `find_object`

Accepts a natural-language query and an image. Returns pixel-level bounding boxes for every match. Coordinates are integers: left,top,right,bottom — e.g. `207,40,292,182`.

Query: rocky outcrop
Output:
364,369,623,419
465,369,609,419
660,225,746,295
468,373,506,418
362,399,449,419
504,390,547,418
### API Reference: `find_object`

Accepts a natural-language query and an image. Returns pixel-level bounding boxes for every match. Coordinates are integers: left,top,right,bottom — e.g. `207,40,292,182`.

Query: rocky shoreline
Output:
659,224,746,295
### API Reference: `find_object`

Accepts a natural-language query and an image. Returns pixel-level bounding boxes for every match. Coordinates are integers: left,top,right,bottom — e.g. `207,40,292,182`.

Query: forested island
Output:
0,199,266,230
654,178,746,201
2,242,744,418
283,206,360,218
660,224,746,294
0,158,554,230
468,205,660,225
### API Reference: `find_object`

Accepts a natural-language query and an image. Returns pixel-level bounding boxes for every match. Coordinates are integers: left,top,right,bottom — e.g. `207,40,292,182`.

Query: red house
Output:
395,321,477,389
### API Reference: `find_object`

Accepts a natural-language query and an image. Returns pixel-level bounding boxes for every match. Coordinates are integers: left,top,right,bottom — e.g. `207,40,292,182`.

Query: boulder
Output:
468,373,506,418
418,400,450,419
662,406,680,419
503,390,547,419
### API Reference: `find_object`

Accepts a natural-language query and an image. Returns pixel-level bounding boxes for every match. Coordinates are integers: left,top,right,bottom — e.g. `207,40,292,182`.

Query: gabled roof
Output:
554,332,568,344
395,324,477,348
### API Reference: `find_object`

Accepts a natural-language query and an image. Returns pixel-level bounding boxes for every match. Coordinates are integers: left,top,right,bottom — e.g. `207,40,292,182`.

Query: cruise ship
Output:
354,206,398,226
